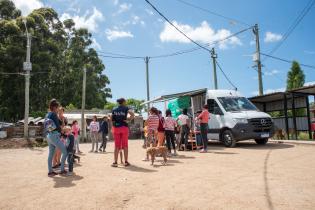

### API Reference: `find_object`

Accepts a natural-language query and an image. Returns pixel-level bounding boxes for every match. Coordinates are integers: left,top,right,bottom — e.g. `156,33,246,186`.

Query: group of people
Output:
45,96,210,176
143,104,210,156
45,99,81,177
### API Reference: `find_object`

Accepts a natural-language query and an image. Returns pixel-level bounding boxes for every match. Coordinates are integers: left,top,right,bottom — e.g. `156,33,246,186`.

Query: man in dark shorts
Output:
111,98,134,167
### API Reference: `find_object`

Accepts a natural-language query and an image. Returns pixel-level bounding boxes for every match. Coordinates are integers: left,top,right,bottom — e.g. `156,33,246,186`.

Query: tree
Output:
104,102,116,111
126,98,145,114
286,61,305,90
0,0,111,122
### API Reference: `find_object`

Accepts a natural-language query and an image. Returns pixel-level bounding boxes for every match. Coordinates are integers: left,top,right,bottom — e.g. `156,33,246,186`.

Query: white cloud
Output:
264,32,282,43
91,38,102,50
159,21,242,49
60,7,104,32
249,40,255,46
264,69,280,76
304,81,315,86
122,15,145,26
105,29,134,41
12,0,43,15
117,3,132,14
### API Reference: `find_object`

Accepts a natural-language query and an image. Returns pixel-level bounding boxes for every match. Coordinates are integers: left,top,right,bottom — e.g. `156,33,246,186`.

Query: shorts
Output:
112,126,129,149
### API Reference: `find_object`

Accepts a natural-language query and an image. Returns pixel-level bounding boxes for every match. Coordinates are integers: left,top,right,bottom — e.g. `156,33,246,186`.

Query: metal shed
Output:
249,84,315,140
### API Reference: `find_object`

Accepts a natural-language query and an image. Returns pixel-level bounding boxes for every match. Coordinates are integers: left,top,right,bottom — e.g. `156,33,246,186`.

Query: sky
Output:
12,0,315,103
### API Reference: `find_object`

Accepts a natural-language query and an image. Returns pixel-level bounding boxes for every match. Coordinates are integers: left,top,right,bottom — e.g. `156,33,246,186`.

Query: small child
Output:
143,107,159,161
64,126,75,176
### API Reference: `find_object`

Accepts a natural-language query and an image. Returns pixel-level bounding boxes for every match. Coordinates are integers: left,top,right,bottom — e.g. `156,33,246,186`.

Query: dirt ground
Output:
0,140,314,210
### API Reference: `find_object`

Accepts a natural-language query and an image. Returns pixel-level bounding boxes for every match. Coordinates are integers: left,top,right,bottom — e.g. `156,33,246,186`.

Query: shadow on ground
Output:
121,165,157,173
52,174,84,188
236,142,294,150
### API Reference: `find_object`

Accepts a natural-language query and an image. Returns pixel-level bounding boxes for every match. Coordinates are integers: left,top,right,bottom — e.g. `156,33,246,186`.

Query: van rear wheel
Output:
222,130,236,147
255,138,268,145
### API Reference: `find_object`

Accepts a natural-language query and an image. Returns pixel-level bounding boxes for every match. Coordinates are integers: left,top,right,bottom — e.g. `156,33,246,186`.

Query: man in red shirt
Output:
198,104,210,153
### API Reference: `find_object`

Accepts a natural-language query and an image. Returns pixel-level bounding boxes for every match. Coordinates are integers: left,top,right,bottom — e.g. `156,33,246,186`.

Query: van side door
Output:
207,99,224,140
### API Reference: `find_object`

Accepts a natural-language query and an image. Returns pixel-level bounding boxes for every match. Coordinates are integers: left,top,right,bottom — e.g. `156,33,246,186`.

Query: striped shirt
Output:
164,116,177,131
147,114,159,131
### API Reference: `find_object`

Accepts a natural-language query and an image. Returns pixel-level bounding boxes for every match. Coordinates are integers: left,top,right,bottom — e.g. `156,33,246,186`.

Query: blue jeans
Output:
195,133,202,146
67,153,74,172
47,132,67,173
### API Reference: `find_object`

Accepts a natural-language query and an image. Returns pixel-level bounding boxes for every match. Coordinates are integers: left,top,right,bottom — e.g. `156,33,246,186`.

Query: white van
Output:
205,89,274,147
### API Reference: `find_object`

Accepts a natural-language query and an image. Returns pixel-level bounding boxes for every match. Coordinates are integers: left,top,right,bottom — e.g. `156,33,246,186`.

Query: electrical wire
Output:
150,26,252,59
145,0,211,52
261,53,315,69
264,0,315,60
174,0,251,27
97,51,144,59
98,54,144,60
215,60,238,90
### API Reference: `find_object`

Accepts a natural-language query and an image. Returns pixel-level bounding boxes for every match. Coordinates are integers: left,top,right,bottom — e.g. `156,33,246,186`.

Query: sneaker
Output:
48,171,58,177
94,150,98,153
111,162,118,167
173,152,177,156
99,148,102,152
103,150,106,153
66,172,73,176
59,170,68,175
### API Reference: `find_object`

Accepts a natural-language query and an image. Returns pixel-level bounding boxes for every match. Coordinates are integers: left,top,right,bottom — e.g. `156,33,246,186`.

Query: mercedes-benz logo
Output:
261,119,267,125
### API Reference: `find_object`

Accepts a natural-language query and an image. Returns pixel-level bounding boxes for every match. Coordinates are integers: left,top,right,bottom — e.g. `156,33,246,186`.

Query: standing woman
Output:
52,107,67,167
177,108,190,151
164,109,177,156
111,98,134,167
198,104,210,153
46,99,68,176
157,110,165,146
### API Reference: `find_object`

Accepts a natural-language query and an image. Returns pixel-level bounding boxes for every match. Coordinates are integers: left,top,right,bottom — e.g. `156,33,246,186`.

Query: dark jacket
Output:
66,134,75,153
47,112,61,133
99,121,109,134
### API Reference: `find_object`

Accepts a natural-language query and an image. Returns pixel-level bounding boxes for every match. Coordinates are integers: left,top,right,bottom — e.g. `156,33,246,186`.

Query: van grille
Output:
249,118,273,132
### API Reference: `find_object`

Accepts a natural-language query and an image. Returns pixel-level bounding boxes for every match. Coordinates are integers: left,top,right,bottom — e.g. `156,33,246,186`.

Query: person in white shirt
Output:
177,108,190,151
89,116,100,153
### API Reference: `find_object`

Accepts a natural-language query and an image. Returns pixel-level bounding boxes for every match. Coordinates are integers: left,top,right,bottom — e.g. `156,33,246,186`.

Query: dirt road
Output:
0,140,314,210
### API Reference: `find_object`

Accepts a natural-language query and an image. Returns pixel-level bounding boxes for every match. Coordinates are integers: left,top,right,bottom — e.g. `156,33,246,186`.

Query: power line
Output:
174,0,251,27
98,54,144,60
261,53,315,69
150,26,252,59
97,51,144,59
215,60,238,90
264,0,315,60
145,0,211,52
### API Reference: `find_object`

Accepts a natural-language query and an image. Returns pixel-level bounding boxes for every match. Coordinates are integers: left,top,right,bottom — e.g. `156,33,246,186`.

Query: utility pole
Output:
81,67,87,141
23,19,32,139
211,48,218,89
145,56,150,112
253,24,263,95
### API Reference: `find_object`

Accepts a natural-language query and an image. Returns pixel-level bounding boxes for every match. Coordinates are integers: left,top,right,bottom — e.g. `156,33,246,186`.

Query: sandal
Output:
111,162,118,167
124,161,130,167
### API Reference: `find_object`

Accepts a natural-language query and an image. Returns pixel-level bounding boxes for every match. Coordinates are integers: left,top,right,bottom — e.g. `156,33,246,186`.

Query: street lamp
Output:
23,18,32,139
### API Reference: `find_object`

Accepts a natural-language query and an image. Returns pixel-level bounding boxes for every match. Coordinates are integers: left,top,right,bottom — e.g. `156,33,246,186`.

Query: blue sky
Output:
14,0,315,102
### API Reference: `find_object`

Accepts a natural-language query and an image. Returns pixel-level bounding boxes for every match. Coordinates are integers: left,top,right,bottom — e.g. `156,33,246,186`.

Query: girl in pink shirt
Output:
71,120,81,153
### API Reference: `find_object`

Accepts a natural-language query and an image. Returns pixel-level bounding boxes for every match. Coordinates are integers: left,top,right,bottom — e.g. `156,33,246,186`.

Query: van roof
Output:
207,89,243,97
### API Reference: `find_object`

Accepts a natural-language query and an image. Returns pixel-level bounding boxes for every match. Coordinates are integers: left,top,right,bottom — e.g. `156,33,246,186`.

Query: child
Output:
194,111,202,147
64,126,75,176
89,116,100,153
143,121,148,148
143,107,159,161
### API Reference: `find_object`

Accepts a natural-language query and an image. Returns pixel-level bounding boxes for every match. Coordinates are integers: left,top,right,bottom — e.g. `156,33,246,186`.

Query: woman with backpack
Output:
45,99,68,177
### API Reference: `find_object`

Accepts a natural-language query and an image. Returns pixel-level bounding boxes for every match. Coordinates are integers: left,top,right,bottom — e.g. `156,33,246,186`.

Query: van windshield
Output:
218,97,258,112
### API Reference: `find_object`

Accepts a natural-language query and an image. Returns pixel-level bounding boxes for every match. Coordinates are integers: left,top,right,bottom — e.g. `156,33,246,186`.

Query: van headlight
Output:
233,118,248,124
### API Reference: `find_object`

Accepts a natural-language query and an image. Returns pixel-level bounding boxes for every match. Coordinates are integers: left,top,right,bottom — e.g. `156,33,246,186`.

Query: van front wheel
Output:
255,138,269,145
222,130,236,147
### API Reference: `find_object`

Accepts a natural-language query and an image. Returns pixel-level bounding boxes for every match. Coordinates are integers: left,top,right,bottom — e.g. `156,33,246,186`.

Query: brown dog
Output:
146,146,168,165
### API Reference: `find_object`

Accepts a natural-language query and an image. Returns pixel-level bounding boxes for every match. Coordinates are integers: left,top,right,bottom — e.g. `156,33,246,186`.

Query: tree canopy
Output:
286,61,305,90
0,0,111,121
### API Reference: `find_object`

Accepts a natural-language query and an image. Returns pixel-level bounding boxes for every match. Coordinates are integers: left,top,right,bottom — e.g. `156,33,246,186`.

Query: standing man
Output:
99,116,109,152
111,98,134,167
177,108,190,151
198,104,210,153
